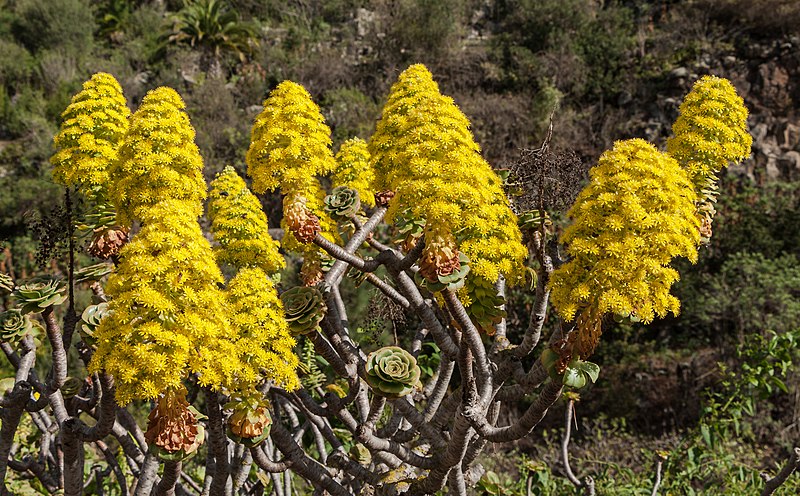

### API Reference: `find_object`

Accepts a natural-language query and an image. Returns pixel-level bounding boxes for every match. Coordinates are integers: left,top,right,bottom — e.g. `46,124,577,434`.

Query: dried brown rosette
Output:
144,387,205,462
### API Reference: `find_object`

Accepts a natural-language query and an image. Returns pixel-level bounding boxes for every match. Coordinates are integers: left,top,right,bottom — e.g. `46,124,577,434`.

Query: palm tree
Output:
165,0,258,64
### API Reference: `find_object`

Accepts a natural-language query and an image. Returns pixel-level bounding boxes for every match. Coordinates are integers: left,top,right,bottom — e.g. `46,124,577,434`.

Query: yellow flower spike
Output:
208,166,285,275
333,138,376,208
667,75,752,187
89,200,234,404
369,64,527,285
51,72,131,201
109,86,207,227
549,139,700,356
225,267,300,393
245,81,338,256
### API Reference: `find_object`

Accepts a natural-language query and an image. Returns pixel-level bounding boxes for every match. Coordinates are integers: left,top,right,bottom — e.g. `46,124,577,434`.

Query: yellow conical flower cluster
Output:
666,75,752,187
90,88,235,404
208,166,285,274
369,64,527,284
245,81,338,258
333,138,375,208
225,267,300,392
51,72,130,201
207,167,299,392
109,87,207,227
90,201,236,404
549,139,700,355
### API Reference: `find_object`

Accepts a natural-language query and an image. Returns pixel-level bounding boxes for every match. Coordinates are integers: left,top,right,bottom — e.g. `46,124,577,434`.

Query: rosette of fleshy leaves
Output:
0,309,39,345
350,444,372,465
0,273,13,294
144,387,205,462
13,279,67,314
225,394,272,448
74,263,113,285
365,346,421,398
416,231,470,292
60,377,84,399
394,212,426,253
541,347,600,389
346,267,369,288
416,253,470,293
324,186,361,220
280,286,327,336
461,274,506,336
517,210,553,235
81,302,111,348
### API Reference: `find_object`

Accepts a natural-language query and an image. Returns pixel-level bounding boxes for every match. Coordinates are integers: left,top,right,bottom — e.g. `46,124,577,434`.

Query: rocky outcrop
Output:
638,35,800,183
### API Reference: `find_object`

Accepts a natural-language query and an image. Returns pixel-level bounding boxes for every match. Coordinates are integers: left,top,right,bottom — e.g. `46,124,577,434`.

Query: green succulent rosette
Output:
463,274,506,336
346,267,369,288
349,443,372,464
280,287,327,336
517,210,553,233
324,186,361,219
0,273,13,294
0,309,37,345
74,263,113,284
81,302,112,347
319,254,335,273
365,346,421,398
541,348,599,389
13,278,67,314
394,213,425,251
60,377,84,399
414,253,470,293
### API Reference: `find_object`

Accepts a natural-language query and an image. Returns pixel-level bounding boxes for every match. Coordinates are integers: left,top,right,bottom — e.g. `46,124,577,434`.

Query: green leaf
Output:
562,366,587,389
562,359,600,389
573,360,600,383
700,424,712,447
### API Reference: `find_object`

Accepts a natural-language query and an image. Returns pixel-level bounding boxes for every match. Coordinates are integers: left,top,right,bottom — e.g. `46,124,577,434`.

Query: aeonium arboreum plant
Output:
280,286,327,336
0,65,765,496
12,278,67,314
0,309,38,345
365,346,422,398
